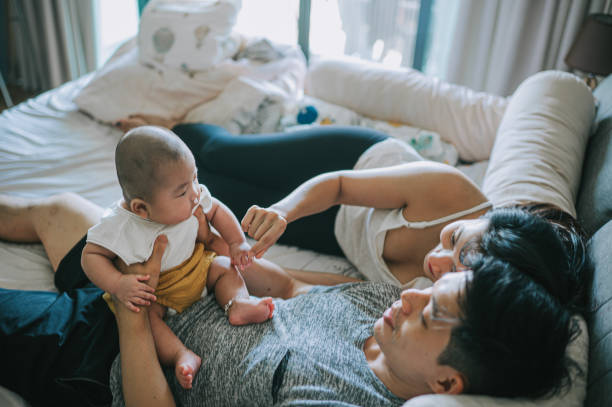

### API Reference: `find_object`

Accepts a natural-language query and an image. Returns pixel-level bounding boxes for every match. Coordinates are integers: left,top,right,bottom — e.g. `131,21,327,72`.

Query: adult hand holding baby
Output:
114,234,168,312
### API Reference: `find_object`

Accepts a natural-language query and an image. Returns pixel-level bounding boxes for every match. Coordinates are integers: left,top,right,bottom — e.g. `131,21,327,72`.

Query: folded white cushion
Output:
73,39,244,123
139,0,241,71
483,71,595,218
73,37,306,125
306,57,508,162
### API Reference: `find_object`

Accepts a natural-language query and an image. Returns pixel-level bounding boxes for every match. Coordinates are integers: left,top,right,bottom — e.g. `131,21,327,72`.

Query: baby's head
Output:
115,126,200,225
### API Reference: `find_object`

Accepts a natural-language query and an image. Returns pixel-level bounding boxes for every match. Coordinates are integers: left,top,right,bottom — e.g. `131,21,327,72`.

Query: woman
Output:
172,123,587,306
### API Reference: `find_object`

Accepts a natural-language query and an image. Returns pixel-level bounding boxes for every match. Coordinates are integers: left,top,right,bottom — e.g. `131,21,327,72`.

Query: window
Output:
309,0,423,68
422,0,458,78
235,0,300,46
95,0,139,68
97,0,454,77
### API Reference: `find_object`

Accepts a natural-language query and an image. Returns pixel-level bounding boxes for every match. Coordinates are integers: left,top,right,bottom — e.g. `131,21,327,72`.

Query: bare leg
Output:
238,258,309,299
284,268,363,286
240,258,363,299
148,303,201,390
207,256,274,326
0,193,103,271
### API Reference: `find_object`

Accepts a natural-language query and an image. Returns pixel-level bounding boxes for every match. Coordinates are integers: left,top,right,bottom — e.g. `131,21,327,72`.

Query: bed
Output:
0,47,361,293
1,29,607,407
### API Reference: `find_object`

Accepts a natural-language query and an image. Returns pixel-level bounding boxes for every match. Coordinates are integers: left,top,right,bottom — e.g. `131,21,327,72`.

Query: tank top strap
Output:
400,201,493,230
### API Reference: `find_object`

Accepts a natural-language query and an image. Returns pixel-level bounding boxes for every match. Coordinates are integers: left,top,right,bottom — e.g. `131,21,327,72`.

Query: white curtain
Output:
443,0,612,96
8,0,98,91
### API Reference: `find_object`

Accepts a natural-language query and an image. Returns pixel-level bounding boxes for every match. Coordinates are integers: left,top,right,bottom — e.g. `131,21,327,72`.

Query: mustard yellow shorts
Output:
104,242,217,314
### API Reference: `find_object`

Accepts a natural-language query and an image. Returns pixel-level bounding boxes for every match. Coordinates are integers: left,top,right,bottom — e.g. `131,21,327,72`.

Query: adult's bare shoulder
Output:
402,165,487,216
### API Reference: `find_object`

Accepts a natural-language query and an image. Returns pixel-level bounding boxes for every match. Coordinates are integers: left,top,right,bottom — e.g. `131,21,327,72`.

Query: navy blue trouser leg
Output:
173,124,387,255
0,236,117,406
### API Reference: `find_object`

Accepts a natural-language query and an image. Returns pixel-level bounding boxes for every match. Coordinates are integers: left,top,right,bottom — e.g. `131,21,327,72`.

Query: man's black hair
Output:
438,257,581,398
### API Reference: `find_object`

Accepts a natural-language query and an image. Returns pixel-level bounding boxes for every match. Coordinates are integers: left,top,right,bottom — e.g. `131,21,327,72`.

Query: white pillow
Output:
280,95,459,165
306,57,509,162
482,71,596,218
403,317,588,407
73,38,306,125
139,0,241,71
73,39,245,123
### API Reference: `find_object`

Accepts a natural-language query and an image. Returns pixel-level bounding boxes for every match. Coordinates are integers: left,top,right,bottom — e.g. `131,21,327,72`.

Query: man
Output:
113,237,578,406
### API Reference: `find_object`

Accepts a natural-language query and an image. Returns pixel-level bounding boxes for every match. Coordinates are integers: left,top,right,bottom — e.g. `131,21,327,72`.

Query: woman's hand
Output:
241,205,288,258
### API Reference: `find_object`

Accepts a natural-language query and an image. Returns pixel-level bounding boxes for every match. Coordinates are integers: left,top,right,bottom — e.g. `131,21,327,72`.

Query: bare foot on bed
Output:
227,297,275,326
175,349,202,389
115,113,184,132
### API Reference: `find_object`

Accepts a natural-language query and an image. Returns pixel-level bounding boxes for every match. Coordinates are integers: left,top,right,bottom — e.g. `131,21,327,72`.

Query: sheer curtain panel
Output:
444,0,611,96
7,0,97,92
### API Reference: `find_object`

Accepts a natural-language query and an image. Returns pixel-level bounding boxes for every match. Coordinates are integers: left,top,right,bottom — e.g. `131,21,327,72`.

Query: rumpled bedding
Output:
279,95,460,166
73,37,306,130
306,58,509,162
0,77,362,292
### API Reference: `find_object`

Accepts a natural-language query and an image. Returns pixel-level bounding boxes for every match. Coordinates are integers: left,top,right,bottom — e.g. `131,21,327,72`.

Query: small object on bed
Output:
297,105,318,124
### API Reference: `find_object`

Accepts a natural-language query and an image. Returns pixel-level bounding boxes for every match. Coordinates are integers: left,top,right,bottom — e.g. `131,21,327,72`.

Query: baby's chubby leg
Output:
240,258,314,299
207,256,274,326
148,303,201,389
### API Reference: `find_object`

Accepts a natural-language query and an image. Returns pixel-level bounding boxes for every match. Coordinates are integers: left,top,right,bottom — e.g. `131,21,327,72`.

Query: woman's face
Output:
422,218,489,281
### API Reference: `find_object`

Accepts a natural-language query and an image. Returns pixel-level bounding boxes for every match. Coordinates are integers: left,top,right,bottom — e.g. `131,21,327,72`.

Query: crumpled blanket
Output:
73,36,306,132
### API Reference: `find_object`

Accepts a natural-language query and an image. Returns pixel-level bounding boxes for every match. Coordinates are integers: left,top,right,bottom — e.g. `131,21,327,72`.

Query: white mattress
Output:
0,77,359,292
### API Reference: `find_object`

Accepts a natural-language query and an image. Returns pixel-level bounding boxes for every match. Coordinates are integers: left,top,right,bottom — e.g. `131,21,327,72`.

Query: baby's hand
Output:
114,274,157,312
229,241,253,271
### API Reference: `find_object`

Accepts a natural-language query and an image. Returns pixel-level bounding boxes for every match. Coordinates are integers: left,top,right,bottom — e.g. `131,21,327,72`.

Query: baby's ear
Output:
130,198,150,220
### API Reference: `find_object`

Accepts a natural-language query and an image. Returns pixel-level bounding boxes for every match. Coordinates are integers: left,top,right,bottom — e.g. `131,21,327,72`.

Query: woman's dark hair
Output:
477,204,591,312
437,204,591,397
438,256,581,398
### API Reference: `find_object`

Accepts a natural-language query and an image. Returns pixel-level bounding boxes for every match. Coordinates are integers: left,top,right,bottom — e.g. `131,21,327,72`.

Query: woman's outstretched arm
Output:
114,235,176,407
242,161,481,257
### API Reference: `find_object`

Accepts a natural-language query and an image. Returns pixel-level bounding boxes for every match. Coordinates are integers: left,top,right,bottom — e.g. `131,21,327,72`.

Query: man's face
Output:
373,271,469,393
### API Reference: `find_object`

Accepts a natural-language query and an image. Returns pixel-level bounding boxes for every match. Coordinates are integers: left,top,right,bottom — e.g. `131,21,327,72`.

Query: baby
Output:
81,126,278,389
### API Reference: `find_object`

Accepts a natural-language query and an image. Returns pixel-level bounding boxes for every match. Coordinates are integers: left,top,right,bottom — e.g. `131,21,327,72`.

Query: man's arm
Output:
114,235,176,407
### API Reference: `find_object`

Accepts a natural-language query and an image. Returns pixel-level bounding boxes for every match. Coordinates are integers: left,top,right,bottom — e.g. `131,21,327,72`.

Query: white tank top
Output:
334,139,492,288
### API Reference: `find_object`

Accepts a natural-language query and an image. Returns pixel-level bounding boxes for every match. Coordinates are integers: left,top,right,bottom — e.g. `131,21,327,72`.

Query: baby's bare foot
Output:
175,349,202,389
227,297,275,326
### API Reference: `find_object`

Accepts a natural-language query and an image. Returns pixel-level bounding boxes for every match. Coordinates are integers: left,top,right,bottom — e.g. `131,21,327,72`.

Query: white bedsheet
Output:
0,77,358,292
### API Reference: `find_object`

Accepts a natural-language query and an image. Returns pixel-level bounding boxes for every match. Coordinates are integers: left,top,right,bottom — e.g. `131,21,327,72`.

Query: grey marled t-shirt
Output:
110,282,406,406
